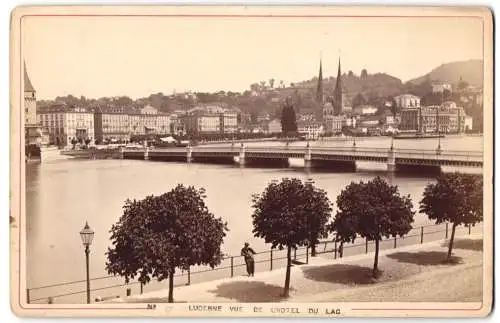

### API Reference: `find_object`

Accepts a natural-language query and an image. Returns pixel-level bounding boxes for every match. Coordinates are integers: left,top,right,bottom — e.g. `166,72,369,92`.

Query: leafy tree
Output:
361,69,368,78
390,97,398,116
84,138,91,148
420,173,483,261
352,93,367,108
327,208,358,258
251,178,332,297
457,77,469,91
280,99,297,136
332,177,414,277
269,78,275,89
106,185,228,303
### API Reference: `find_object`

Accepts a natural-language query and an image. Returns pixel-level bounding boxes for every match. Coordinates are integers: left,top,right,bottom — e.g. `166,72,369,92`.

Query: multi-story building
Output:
353,105,378,116
432,82,453,93
399,103,469,134
394,94,421,109
38,105,95,146
298,121,324,140
128,106,171,137
324,115,345,134
169,113,186,136
399,107,420,132
40,104,172,145
181,105,238,135
267,119,282,134
93,107,130,143
221,111,238,134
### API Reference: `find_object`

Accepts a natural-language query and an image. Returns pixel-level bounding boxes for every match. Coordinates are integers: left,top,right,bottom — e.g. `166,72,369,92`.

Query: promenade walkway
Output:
112,234,483,303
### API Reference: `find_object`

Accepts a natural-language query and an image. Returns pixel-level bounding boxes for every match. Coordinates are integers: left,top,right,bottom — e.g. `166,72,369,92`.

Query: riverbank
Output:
110,234,483,303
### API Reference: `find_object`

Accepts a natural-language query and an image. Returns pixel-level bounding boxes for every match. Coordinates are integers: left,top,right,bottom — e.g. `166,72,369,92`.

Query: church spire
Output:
334,57,343,115
316,56,323,104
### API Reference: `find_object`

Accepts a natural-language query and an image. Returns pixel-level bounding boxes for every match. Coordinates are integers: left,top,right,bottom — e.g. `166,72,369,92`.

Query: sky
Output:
22,15,484,100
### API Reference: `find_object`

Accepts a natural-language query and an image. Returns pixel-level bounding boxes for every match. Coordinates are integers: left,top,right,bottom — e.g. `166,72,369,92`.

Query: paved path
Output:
111,234,483,303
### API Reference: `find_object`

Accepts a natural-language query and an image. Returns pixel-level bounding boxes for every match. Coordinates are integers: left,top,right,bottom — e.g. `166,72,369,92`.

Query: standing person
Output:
241,242,256,277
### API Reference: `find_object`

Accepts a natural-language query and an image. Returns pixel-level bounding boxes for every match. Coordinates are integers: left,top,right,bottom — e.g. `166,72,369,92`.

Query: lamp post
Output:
80,222,94,304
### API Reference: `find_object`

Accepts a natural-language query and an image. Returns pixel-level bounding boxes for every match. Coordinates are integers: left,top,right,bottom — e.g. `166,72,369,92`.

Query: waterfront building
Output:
399,107,420,132
169,113,186,136
464,115,473,131
324,115,345,134
399,104,470,133
40,103,172,145
38,105,95,146
93,107,131,142
181,105,238,135
394,94,421,109
267,119,282,134
297,121,324,140
344,115,357,128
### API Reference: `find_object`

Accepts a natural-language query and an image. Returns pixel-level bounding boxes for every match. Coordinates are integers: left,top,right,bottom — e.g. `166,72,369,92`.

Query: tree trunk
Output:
311,244,316,257
168,267,175,303
447,223,457,261
373,239,380,277
283,246,292,297
339,241,344,258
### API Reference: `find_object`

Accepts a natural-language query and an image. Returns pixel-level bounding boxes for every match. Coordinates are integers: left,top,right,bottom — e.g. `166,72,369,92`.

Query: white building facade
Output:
394,94,421,108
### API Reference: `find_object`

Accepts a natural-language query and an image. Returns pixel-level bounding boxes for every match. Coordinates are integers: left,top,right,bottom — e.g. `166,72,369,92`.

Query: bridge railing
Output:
246,147,306,153
395,149,483,162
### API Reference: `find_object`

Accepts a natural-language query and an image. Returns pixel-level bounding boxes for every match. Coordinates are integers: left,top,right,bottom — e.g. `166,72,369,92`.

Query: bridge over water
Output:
121,144,483,173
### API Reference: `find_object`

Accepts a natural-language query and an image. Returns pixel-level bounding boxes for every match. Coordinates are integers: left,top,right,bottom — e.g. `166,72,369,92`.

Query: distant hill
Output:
294,71,404,106
407,59,483,87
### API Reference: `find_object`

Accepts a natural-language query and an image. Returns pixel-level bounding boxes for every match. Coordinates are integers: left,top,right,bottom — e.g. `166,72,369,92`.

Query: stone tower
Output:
24,61,37,126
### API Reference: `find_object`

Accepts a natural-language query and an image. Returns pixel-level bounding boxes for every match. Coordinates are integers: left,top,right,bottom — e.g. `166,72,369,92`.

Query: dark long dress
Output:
241,246,256,276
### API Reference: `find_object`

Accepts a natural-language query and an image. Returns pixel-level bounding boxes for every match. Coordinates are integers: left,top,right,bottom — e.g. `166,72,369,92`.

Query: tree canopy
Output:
251,178,332,296
106,184,228,302
330,177,414,277
280,99,298,135
420,172,483,260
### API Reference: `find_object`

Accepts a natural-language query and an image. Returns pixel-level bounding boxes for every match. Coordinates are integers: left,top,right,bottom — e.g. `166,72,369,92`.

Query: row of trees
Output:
106,173,483,302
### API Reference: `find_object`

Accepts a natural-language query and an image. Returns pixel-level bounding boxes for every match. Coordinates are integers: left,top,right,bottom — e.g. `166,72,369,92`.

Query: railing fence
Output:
26,222,481,304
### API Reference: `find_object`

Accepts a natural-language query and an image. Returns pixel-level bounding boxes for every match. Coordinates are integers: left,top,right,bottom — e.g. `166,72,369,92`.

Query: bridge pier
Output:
304,142,312,169
387,148,395,172
187,146,193,163
144,146,149,160
119,147,124,160
238,143,246,167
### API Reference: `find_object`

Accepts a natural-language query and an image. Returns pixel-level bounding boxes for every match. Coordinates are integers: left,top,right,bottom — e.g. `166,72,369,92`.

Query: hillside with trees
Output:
37,60,483,129
406,59,483,87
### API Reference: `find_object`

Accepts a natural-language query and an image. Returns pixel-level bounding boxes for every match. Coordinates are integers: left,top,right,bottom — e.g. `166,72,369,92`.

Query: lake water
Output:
25,135,484,303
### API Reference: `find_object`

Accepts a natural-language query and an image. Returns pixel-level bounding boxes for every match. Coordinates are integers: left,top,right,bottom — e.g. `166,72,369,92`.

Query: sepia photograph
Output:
10,5,493,318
